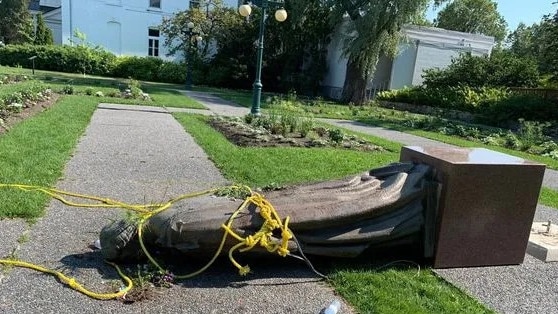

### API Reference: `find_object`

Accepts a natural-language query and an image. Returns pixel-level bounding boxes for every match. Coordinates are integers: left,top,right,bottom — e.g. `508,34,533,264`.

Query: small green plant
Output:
84,87,94,95
214,185,251,199
328,128,344,144
299,117,314,137
517,119,550,148
61,85,74,95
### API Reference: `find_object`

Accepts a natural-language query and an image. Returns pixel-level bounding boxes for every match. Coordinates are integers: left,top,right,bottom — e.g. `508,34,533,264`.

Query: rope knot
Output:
277,247,290,257
239,265,251,276
244,235,257,247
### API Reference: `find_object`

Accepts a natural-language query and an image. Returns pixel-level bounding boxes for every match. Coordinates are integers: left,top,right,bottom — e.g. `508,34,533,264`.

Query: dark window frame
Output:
149,0,161,8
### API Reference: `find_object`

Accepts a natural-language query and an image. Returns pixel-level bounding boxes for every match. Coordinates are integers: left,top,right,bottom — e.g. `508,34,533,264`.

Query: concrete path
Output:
0,103,349,314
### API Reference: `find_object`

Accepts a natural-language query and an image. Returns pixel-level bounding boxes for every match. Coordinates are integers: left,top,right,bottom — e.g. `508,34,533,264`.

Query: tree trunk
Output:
341,58,368,105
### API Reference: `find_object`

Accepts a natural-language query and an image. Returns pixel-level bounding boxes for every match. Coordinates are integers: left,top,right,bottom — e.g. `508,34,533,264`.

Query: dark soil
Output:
209,117,384,152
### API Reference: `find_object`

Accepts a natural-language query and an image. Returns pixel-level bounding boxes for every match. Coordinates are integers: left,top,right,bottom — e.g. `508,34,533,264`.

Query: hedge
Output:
377,86,558,127
0,44,186,84
0,44,116,76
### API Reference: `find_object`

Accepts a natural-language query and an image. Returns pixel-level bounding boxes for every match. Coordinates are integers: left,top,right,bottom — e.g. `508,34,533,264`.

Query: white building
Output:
29,0,238,58
322,25,496,99
28,0,63,45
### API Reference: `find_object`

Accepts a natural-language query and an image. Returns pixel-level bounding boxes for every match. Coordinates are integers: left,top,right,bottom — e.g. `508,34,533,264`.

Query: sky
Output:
426,1,558,31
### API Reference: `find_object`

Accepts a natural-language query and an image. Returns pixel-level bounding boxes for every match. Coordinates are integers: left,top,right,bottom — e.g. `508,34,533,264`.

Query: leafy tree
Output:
0,0,34,44
262,0,333,94
538,9,558,81
160,0,333,94
507,23,536,58
331,0,430,104
160,0,237,58
506,9,558,81
34,13,53,45
434,0,507,42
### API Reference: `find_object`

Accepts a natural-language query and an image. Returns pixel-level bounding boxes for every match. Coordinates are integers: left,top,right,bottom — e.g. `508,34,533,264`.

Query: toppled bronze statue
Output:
100,162,434,265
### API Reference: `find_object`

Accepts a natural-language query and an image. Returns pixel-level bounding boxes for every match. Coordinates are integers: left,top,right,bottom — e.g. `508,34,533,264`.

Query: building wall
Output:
323,23,495,99
61,0,188,58
389,43,418,90
44,9,62,44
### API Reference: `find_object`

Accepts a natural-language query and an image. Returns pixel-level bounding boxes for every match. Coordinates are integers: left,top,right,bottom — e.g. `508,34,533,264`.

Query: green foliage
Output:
398,113,558,158
0,80,51,118
0,0,34,44
479,94,558,126
162,0,332,95
0,44,116,76
377,86,509,112
112,56,185,83
422,50,540,89
0,45,186,84
332,0,430,104
60,84,74,95
331,268,493,313
34,13,54,45
505,9,558,82
175,113,397,190
0,96,98,219
328,128,345,143
434,0,507,42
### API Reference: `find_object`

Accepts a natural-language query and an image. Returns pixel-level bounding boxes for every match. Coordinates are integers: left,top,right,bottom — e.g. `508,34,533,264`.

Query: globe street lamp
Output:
184,21,202,90
239,1,287,115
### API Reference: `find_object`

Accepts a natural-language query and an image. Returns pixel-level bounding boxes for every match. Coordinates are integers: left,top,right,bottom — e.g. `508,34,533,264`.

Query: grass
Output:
331,267,493,313
0,95,98,220
173,114,398,186
0,66,205,109
539,187,558,208
173,113,493,313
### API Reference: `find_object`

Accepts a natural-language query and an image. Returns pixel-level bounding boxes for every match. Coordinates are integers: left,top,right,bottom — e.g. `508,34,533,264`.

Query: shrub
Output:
61,85,74,95
422,50,540,89
0,44,116,75
478,94,558,126
112,56,163,81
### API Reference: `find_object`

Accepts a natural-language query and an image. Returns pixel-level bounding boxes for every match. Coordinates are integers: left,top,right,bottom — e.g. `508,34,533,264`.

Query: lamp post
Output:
239,1,287,115
184,21,202,90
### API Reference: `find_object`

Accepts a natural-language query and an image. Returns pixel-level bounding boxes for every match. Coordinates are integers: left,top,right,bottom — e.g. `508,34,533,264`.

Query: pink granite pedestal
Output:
400,146,546,268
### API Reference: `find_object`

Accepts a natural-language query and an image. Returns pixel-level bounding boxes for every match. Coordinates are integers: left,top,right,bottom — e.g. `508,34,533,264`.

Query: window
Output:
189,0,200,9
149,0,161,8
148,28,160,57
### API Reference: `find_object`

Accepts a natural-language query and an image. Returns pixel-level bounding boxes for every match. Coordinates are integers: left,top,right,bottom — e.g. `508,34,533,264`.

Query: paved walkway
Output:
0,103,349,314
181,91,558,314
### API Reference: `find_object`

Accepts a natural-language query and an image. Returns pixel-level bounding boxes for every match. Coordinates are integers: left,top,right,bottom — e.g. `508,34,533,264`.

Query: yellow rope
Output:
0,259,132,300
0,183,292,299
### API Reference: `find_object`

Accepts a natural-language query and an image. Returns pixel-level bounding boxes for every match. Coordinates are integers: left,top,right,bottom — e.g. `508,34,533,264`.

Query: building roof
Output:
28,0,60,14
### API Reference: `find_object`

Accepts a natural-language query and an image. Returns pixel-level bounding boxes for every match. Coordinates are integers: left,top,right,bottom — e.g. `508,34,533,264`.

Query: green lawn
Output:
173,114,398,186
0,95,98,220
173,113,494,313
0,66,205,109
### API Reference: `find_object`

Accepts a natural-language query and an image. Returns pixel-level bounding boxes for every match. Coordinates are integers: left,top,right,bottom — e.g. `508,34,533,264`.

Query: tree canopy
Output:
34,13,54,45
506,8,558,82
434,0,507,42
331,0,430,104
0,0,34,44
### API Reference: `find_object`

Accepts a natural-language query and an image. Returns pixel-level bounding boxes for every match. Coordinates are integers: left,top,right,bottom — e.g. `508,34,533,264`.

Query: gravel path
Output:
0,103,349,314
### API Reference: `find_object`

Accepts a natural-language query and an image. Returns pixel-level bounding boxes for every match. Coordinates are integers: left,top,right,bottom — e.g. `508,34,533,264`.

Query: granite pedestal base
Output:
400,146,545,268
